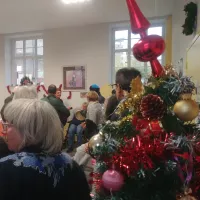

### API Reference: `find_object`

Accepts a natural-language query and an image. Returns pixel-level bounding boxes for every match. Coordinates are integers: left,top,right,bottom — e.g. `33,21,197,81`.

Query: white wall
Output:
43,24,110,108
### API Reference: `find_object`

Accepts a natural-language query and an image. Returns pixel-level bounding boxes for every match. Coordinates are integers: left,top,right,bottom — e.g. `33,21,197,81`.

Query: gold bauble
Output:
88,133,104,152
176,188,196,200
173,98,199,122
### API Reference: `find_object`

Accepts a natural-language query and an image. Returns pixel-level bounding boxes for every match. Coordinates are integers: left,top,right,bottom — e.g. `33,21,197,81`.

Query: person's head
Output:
87,91,99,102
3,99,63,154
48,84,57,95
13,86,38,100
55,89,61,99
82,102,88,110
115,67,141,99
89,84,100,95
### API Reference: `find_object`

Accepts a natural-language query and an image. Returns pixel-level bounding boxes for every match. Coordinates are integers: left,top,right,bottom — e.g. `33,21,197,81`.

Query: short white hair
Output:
13,86,38,100
4,99,63,154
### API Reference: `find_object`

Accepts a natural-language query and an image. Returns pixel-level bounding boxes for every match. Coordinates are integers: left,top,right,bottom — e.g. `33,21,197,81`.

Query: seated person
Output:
73,119,98,186
67,102,88,153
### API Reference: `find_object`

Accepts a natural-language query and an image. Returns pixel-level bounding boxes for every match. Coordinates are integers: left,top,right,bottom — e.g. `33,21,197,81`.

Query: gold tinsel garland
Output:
117,76,143,115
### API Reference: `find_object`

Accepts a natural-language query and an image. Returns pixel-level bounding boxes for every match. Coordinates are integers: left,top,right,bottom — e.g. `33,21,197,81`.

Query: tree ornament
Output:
173,94,199,122
126,0,150,34
102,169,124,192
177,188,196,200
163,65,178,77
88,133,104,155
126,0,164,78
140,94,166,120
133,35,165,62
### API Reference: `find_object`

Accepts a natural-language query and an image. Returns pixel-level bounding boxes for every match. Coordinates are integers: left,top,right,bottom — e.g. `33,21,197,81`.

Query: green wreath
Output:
182,2,197,36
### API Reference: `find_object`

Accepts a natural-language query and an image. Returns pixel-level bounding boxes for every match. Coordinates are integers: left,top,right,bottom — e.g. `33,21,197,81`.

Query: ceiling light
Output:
61,0,91,4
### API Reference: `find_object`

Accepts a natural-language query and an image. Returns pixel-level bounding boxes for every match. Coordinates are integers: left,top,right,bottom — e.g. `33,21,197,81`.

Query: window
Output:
11,38,44,85
111,20,165,83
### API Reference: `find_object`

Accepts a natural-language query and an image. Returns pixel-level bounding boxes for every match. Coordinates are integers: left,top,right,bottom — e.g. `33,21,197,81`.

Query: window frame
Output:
10,36,44,85
110,18,166,83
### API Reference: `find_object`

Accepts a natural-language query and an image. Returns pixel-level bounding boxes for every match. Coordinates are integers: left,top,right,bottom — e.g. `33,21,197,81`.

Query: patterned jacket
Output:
0,149,91,200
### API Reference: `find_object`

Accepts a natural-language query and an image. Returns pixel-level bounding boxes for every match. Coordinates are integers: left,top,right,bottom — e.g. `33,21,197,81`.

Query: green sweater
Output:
41,95,70,126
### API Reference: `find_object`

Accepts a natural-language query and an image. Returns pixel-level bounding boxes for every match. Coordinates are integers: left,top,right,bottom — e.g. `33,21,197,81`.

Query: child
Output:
73,119,98,186
67,102,88,153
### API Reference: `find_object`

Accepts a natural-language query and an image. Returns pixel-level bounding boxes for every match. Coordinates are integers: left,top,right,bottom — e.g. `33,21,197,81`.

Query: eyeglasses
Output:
110,84,121,90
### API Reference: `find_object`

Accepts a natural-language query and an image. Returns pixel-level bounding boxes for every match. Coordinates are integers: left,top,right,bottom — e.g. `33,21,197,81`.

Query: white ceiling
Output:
0,0,173,34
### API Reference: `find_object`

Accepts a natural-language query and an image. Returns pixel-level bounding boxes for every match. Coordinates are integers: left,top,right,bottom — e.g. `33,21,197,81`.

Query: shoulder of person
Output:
0,152,73,173
4,94,14,104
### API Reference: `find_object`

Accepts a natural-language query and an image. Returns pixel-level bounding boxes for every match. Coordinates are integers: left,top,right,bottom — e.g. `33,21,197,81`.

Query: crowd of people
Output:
0,67,141,199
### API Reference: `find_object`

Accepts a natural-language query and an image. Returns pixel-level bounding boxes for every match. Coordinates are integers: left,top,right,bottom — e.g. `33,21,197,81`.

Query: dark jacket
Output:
41,95,70,126
1,93,14,121
0,149,91,200
98,95,105,104
105,95,119,121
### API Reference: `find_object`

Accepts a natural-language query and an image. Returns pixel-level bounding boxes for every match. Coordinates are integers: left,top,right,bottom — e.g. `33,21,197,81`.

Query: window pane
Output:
15,48,23,56
131,55,144,68
17,73,24,85
26,40,35,48
37,47,43,56
115,30,128,40
115,40,128,50
131,33,140,39
26,58,34,81
26,48,35,56
148,27,162,36
115,52,128,70
16,41,23,48
15,59,24,85
15,59,23,72
37,59,44,82
131,38,140,47
37,39,43,47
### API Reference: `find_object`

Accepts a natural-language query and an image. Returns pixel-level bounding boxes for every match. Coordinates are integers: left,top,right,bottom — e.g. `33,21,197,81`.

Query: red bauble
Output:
126,0,150,34
140,94,166,120
102,170,124,192
133,35,165,62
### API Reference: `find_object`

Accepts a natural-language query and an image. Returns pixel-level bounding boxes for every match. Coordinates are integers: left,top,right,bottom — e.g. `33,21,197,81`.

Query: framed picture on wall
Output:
63,66,86,90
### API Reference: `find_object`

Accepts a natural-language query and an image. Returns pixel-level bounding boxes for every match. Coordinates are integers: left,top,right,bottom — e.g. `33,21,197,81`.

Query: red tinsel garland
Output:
112,135,166,176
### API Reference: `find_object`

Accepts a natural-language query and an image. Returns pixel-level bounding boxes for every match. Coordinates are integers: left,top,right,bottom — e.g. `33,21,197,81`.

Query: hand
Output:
85,143,89,153
81,122,86,129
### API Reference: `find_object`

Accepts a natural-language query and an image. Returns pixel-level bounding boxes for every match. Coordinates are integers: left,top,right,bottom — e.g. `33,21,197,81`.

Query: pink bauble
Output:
102,170,124,192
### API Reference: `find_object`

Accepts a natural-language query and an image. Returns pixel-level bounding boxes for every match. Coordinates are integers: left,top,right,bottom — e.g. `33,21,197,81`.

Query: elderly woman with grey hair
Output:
0,99,91,200
13,85,38,99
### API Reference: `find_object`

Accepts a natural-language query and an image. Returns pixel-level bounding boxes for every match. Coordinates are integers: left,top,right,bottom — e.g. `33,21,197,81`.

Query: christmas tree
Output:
88,0,200,199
